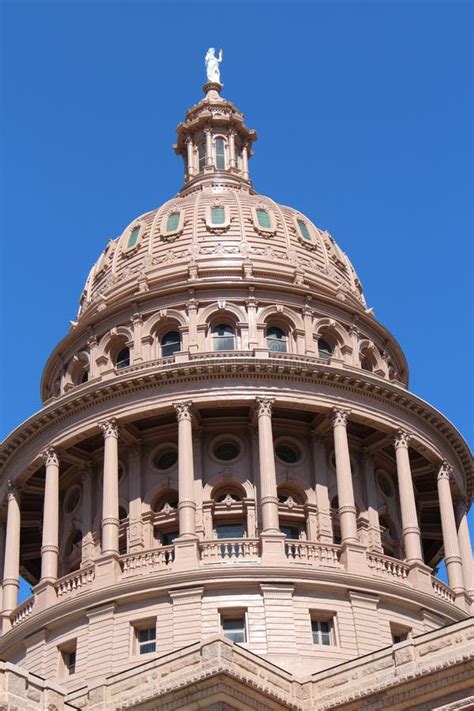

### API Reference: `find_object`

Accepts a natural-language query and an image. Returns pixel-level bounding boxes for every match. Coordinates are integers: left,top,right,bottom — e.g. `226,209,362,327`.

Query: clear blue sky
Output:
1,1,472,595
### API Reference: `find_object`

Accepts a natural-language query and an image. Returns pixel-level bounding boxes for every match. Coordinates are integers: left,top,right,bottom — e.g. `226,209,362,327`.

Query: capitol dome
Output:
0,76,472,710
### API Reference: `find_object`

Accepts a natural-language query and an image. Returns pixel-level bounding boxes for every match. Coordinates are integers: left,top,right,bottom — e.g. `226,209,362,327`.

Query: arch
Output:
359,339,385,374
143,482,179,511
151,488,179,514
314,318,351,355
275,471,316,505
257,305,303,332
96,326,133,364
202,472,254,502
211,480,247,502
199,301,246,327
141,309,188,340
64,350,90,387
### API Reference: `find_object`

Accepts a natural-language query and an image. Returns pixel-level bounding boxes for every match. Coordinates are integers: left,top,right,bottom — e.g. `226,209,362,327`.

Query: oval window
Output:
214,441,240,461
154,448,178,471
275,443,301,464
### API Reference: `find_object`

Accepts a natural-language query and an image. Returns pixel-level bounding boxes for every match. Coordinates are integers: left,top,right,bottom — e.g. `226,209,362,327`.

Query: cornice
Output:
1,356,472,497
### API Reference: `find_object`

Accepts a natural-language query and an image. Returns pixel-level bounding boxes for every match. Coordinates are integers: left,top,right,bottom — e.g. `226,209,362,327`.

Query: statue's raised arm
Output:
205,47,223,84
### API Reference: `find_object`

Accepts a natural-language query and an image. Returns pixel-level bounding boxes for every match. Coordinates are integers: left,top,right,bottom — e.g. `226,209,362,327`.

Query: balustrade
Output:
11,596,34,627
200,539,259,563
121,546,175,577
432,577,456,604
367,552,409,580
54,566,95,599
285,541,341,567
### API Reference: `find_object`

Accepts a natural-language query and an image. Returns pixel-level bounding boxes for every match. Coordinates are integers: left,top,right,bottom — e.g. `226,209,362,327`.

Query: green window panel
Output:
166,212,180,232
297,219,311,241
256,208,271,229
211,206,225,225
198,143,206,172
215,138,226,169
127,225,140,248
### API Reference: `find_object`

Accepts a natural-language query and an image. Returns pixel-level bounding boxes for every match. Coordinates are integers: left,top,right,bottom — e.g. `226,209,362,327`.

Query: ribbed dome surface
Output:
78,188,365,320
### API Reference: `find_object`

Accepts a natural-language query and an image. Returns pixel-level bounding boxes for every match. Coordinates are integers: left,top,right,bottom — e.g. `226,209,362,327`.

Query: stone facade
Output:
0,79,472,709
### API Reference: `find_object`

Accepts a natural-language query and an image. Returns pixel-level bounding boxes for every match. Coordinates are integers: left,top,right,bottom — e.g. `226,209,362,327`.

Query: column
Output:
303,305,315,355
186,297,199,353
246,293,258,350
0,521,5,612
99,419,119,556
40,447,59,582
242,143,249,180
361,450,383,552
311,434,333,543
229,131,236,169
87,336,98,379
205,128,213,168
393,430,423,563
131,312,143,363
331,409,358,544
173,402,196,538
186,137,194,176
456,500,474,598
2,483,21,616
256,398,280,534
437,462,465,595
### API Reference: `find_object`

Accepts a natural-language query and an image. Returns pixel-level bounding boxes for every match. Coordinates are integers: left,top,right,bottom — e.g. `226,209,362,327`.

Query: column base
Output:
93,554,122,589
261,533,287,565
407,560,433,593
173,538,200,572
33,580,57,611
340,542,369,574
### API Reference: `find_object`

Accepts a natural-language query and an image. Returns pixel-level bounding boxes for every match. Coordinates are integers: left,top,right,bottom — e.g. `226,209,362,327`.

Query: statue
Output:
205,47,223,84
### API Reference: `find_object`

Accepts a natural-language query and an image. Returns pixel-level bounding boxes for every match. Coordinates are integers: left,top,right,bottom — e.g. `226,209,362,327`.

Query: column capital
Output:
99,418,119,439
331,408,350,427
394,428,411,450
173,401,193,422
40,446,59,468
256,397,274,418
438,460,454,481
6,480,21,502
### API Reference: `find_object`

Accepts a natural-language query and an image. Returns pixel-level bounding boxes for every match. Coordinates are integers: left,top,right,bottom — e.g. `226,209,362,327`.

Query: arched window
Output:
198,143,206,172
115,347,130,369
80,370,89,384
127,225,140,249
212,324,235,351
161,331,181,357
166,212,180,233
318,339,332,360
297,219,311,241
266,326,287,352
256,208,271,229
211,206,225,225
360,353,373,372
215,138,226,170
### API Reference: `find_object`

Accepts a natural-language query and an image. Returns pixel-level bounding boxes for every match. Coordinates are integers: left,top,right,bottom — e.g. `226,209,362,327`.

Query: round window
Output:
64,486,81,514
154,448,178,471
377,472,394,498
275,443,301,464
214,441,240,462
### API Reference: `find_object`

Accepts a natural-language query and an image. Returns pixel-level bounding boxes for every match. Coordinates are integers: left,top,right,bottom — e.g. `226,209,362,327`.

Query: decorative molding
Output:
173,401,193,422
98,418,119,439
40,446,59,468
331,407,350,427
394,429,411,450
438,460,454,481
255,397,273,418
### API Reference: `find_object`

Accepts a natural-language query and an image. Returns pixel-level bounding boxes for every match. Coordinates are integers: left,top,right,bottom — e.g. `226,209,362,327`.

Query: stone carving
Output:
40,446,59,468
256,397,273,418
98,418,119,438
394,429,411,449
173,401,193,421
438,460,454,480
331,408,350,427
205,48,223,84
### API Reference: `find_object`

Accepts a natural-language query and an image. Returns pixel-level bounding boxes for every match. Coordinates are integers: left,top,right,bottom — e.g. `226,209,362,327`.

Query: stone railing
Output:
285,540,341,568
190,351,254,361
55,565,95,599
432,577,456,604
367,552,409,581
121,546,175,577
200,539,260,563
11,596,34,627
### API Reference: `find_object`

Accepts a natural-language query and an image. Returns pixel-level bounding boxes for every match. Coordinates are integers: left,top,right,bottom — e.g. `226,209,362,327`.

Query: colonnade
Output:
1,401,473,622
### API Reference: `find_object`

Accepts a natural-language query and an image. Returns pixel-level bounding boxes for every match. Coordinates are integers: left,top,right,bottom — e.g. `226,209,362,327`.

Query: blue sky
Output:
1,1,472,596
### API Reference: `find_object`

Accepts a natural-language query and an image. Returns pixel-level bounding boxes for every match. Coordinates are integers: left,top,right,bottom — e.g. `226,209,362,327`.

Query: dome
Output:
77,83,365,323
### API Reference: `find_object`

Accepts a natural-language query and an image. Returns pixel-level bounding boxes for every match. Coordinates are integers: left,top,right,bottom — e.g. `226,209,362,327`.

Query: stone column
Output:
186,137,194,176
456,500,474,598
393,430,423,563
437,462,465,598
87,335,98,379
131,312,143,363
2,483,21,617
99,419,120,556
0,521,5,612
331,409,358,544
40,447,60,582
303,305,315,355
229,130,236,169
205,128,213,168
361,450,383,552
186,297,199,354
242,143,249,180
256,398,280,534
246,294,258,350
173,402,196,539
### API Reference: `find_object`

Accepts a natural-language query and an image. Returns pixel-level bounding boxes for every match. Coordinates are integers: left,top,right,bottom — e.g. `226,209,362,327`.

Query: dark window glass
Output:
256,208,271,229
162,530,179,546
361,355,373,372
312,619,331,645
115,347,130,369
214,441,240,461
138,627,156,654
212,324,235,351
166,212,180,232
161,331,180,357
275,443,300,464
211,206,226,224
66,650,76,675
266,326,287,352
66,530,82,556
127,225,140,249
216,523,244,539
222,616,246,643
215,138,226,169
281,525,300,540
216,491,242,502
198,143,206,172
318,339,332,360
154,449,178,470
80,370,89,384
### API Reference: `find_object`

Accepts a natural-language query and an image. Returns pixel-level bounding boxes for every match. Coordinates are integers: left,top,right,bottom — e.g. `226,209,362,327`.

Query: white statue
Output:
205,47,223,84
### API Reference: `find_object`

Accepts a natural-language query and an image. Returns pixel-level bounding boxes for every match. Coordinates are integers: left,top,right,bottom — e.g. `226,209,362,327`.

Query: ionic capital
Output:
393,429,410,450
99,418,119,439
173,401,193,422
438,460,454,482
256,397,274,418
331,408,350,428
41,446,59,468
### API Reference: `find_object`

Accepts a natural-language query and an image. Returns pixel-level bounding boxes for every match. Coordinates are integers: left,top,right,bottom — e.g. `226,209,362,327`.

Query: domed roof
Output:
77,83,366,321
